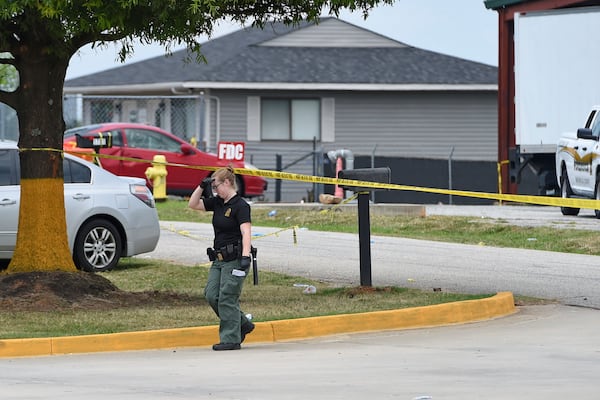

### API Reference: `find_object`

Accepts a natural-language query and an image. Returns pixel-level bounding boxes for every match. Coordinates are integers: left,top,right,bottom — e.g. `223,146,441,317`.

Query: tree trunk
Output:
7,47,76,273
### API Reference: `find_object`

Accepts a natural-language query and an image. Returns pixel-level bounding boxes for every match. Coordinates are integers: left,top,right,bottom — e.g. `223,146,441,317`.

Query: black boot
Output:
212,343,241,351
241,321,255,343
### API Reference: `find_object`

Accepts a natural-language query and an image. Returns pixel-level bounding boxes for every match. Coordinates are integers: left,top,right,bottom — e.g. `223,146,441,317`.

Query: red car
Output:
63,123,267,198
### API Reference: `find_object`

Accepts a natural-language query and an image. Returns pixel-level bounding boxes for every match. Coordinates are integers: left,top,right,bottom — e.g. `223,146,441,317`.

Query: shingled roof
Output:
65,18,497,92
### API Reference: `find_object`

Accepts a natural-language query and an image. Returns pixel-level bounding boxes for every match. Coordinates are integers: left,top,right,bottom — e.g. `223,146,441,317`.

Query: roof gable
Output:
259,18,406,48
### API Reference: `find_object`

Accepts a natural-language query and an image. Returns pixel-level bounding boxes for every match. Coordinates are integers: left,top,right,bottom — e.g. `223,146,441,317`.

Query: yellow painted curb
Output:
0,292,515,358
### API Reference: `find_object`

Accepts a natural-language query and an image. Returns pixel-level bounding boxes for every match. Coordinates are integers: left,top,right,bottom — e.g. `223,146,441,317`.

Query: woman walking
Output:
188,166,255,350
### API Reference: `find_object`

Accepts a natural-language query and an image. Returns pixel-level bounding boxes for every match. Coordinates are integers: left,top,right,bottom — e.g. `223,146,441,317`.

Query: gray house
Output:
64,18,498,203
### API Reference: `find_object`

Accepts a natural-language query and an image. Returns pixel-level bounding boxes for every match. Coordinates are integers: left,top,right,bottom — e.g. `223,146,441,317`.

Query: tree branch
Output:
0,57,16,66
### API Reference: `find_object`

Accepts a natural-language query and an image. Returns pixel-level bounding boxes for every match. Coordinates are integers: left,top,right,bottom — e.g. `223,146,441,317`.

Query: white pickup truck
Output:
556,105,600,217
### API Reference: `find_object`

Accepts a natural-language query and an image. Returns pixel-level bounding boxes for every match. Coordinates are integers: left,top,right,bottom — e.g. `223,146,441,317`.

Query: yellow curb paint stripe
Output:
266,292,515,341
0,338,53,358
50,326,219,355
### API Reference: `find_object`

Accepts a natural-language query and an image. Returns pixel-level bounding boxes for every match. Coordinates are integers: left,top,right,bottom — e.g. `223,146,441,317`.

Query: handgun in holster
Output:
206,247,217,261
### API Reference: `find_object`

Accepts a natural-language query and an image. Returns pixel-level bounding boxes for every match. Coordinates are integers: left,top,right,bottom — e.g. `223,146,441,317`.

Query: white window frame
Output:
247,96,335,143
262,98,320,141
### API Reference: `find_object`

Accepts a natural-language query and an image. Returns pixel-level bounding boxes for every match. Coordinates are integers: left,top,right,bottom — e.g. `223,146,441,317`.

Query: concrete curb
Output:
0,292,515,358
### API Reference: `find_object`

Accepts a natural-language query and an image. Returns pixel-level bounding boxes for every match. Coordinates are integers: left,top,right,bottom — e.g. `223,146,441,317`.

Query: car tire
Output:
73,219,122,272
560,171,580,216
595,176,600,219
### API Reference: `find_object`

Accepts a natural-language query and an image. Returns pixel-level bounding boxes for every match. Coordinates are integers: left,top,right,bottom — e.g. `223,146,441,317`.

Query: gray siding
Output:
334,91,497,161
210,89,497,202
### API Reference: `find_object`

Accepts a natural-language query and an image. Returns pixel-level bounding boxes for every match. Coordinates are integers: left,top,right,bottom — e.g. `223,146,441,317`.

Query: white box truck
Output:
513,7,600,195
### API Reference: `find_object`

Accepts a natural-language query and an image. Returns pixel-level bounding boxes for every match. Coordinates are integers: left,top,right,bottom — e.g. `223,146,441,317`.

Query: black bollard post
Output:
357,192,372,287
338,167,391,288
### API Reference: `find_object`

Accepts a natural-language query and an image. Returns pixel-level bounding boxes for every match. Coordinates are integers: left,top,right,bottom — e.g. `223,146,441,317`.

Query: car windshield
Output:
125,128,181,152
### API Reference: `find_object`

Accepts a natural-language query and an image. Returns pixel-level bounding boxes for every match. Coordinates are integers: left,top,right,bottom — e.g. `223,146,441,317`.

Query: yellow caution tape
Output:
21,147,600,210
160,224,213,242
236,166,600,209
253,226,299,244
161,223,299,245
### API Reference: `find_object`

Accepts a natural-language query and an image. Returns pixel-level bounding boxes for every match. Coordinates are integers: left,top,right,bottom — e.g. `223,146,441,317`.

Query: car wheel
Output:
73,219,122,272
560,172,580,216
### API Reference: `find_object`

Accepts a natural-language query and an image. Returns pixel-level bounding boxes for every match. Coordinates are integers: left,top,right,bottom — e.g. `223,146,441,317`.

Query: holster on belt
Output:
207,242,240,262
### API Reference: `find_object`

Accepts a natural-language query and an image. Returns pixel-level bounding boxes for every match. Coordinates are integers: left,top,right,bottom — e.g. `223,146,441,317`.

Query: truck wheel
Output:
560,173,580,216
595,177,600,219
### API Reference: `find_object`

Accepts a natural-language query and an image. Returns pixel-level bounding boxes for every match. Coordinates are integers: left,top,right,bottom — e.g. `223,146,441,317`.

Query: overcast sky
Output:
66,0,498,80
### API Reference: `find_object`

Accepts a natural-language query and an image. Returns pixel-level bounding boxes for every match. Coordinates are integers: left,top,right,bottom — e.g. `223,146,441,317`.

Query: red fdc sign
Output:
217,142,245,161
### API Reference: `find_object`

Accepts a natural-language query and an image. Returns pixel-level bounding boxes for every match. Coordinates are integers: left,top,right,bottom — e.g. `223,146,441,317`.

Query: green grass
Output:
0,258,490,339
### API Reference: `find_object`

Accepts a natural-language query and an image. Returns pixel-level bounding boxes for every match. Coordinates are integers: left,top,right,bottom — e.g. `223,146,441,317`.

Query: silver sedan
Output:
0,140,160,272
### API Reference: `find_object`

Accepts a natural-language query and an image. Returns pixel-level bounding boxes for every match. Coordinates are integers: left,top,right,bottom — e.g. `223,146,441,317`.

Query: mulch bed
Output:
0,271,200,311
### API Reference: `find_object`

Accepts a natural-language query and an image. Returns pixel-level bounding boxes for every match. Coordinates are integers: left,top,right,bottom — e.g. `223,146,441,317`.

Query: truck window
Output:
585,110,597,129
591,115,600,139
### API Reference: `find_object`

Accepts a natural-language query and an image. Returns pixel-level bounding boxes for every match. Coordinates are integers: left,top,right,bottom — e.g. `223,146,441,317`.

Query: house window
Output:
261,99,320,141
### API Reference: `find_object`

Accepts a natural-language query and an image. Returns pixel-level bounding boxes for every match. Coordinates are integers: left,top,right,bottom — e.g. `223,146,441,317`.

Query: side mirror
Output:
180,143,196,155
577,128,597,140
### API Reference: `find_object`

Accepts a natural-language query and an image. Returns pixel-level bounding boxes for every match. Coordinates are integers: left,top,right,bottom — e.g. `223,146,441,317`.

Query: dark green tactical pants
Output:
204,259,252,344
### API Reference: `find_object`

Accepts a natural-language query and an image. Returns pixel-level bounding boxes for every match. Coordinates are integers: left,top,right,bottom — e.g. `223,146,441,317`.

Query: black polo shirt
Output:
203,194,251,249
